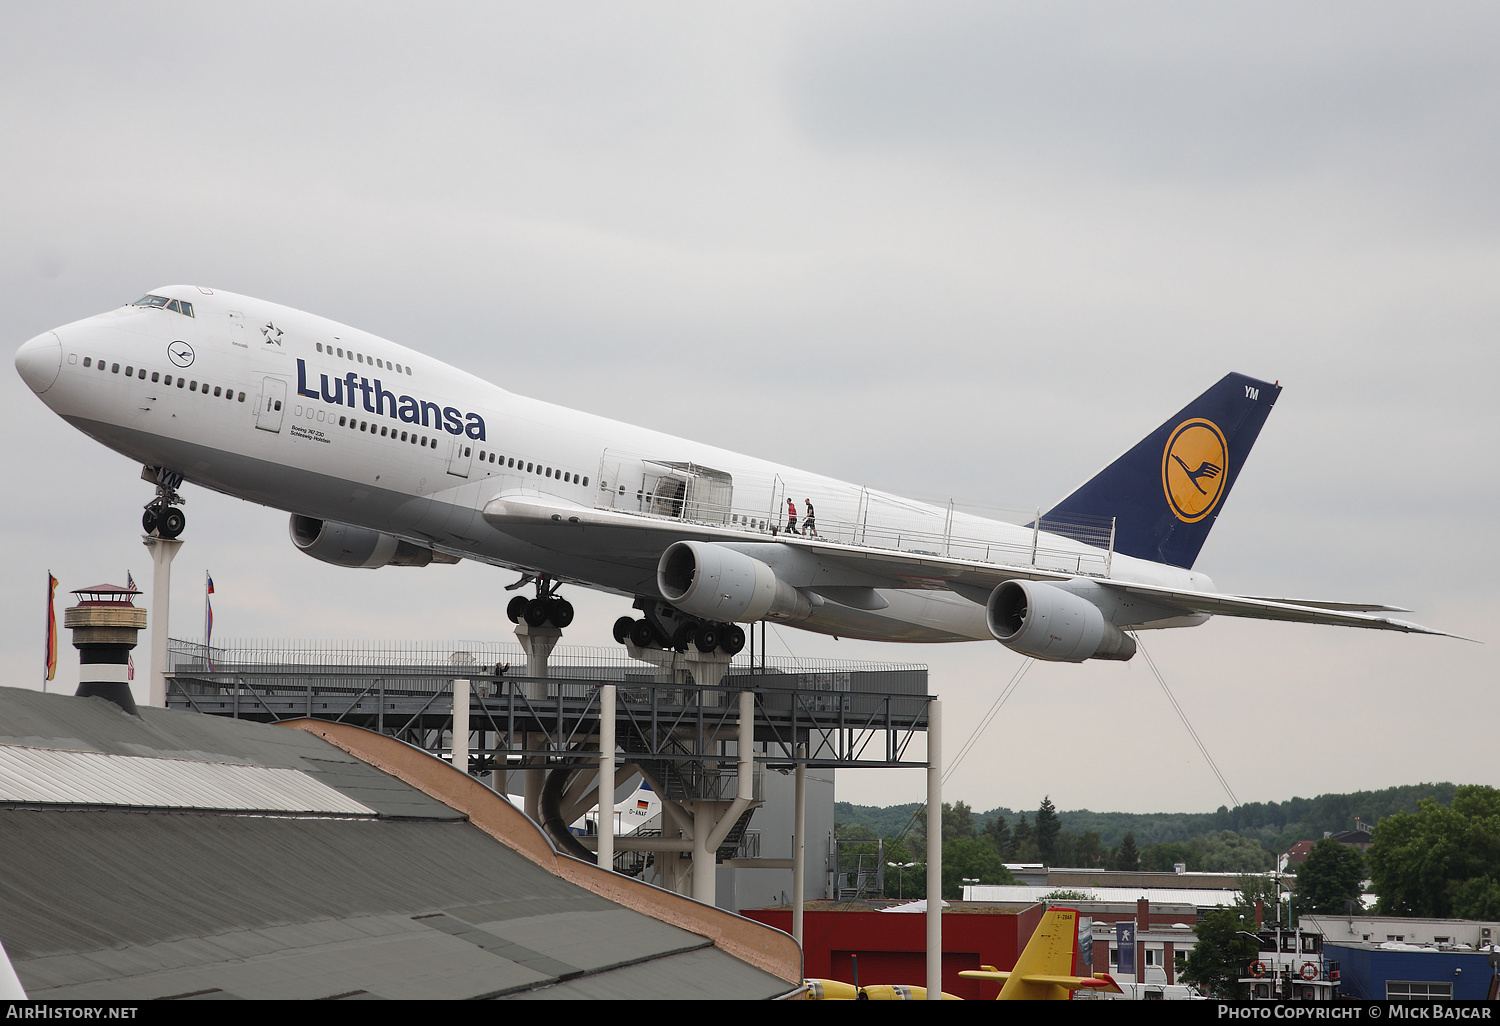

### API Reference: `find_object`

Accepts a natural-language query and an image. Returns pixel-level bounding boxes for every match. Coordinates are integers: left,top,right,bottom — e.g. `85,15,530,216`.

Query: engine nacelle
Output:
657,541,812,623
289,515,457,568
986,580,1136,662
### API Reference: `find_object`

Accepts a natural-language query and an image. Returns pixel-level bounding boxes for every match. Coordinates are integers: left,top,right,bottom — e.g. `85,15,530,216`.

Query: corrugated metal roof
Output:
0,688,794,999
0,688,462,820
965,884,1241,905
0,745,374,814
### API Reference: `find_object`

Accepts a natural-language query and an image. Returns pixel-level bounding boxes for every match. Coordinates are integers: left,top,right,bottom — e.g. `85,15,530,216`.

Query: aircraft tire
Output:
720,625,746,656
630,619,656,649
694,624,720,653
549,598,574,628
672,622,696,652
158,507,185,539
612,616,635,644
524,599,550,628
142,507,158,535
507,596,529,623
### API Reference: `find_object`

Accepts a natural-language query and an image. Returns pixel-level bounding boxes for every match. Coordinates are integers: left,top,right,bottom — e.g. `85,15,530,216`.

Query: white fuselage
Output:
16,286,1213,643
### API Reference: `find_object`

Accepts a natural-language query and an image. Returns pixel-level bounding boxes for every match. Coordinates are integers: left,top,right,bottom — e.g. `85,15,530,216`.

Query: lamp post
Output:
888,861,918,899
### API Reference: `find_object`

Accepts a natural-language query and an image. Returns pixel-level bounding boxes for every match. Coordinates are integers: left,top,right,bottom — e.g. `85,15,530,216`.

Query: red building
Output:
741,902,1048,1000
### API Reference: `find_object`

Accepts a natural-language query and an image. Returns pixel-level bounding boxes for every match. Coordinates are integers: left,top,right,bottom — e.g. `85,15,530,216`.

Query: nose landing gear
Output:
141,466,186,539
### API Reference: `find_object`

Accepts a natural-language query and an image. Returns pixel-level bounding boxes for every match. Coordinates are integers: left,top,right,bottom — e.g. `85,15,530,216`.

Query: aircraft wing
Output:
480,495,1451,636
957,969,1123,993
1094,580,1459,637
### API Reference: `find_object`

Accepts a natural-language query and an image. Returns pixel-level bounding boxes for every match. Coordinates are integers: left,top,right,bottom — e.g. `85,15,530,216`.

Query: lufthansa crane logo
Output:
166,340,195,368
1162,418,1228,523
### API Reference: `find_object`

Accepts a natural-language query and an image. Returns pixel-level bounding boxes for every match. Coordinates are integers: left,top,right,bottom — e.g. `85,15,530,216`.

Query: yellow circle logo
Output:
1162,419,1228,523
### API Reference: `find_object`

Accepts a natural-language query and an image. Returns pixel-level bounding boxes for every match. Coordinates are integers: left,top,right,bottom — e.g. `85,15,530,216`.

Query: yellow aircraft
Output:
804,906,1121,1000
959,907,1124,1000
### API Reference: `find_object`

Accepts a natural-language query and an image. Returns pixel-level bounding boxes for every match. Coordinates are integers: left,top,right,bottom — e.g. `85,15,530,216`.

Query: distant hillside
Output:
836,783,1459,849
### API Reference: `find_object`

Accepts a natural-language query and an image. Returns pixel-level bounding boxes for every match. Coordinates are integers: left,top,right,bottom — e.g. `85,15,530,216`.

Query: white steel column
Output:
691,689,756,906
515,622,561,821
793,742,806,947
142,535,182,708
597,684,616,872
452,678,469,775
926,699,942,1000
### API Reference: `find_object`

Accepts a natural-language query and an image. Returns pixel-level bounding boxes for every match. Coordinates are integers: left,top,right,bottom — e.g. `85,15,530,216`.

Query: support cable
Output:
894,657,1035,841
1133,633,1240,809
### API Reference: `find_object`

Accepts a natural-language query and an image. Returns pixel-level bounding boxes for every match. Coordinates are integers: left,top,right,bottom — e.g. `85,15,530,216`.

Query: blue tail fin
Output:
1044,372,1281,569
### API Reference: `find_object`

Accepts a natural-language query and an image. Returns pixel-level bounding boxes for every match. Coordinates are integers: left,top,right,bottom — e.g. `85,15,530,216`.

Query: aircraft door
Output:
446,436,473,478
255,377,287,432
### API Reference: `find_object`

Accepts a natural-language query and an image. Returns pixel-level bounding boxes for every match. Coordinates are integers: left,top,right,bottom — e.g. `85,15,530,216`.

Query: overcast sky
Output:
2,2,1495,817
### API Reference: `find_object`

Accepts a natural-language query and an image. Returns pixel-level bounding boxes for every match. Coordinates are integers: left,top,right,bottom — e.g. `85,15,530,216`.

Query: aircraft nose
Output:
15,331,62,395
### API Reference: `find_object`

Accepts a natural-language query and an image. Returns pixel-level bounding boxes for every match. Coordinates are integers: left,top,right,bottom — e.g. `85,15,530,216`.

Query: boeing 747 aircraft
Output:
14,286,1445,662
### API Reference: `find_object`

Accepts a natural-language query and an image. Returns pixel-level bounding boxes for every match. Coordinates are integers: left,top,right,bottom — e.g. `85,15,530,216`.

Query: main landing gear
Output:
505,575,574,629
141,467,186,539
614,599,746,656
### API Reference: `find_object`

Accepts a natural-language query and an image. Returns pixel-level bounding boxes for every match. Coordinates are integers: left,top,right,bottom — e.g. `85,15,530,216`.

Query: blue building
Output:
1324,942,1497,1000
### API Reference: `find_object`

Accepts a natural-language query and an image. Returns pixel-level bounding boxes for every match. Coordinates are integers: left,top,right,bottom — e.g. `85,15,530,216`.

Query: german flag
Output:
45,573,58,683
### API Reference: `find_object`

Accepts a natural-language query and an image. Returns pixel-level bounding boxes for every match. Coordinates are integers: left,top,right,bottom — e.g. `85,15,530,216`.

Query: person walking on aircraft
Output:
803,499,818,537
786,498,799,535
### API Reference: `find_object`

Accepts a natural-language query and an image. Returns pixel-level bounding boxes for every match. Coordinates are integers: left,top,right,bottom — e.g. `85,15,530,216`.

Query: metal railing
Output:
590,450,1118,577
169,637,927,683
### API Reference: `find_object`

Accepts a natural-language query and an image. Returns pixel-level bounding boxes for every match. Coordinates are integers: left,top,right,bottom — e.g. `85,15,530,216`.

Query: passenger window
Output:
336,348,344,358
151,371,159,382
464,446,470,457
213,386,222,397
177,378,185,387
83,357,91,367
339,416,347,426
190,381,197,391
582,477,589,487
316,343,323,353
238,392,245,402
111,363,120,373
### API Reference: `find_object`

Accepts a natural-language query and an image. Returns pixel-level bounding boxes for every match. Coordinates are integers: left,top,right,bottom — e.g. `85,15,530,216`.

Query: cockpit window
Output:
133,295,194,317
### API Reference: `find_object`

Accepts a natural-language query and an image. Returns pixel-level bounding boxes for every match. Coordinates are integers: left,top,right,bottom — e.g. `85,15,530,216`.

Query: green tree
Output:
1368,785,1500,917
982,814,1013,860
1012,814,1037,861
1113,831,1140,871
941,837,1017,899
1142,840,1196,872
944,800,977,841
1196,831,1274,873
1293,839,1365,917
1237,874,1288,928
1180,908,1258,999
1036,796,1061,865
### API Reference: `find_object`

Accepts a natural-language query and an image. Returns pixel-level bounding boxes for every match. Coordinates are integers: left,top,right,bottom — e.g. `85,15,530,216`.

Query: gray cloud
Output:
1,2,1494,814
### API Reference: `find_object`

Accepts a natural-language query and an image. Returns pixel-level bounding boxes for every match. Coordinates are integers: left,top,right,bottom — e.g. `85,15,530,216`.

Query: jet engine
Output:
289,515,459,569
986,580,1136,662
657,541,812,623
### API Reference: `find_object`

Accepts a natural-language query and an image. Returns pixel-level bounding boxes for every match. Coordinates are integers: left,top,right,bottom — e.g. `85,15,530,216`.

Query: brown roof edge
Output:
278,718,802,984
